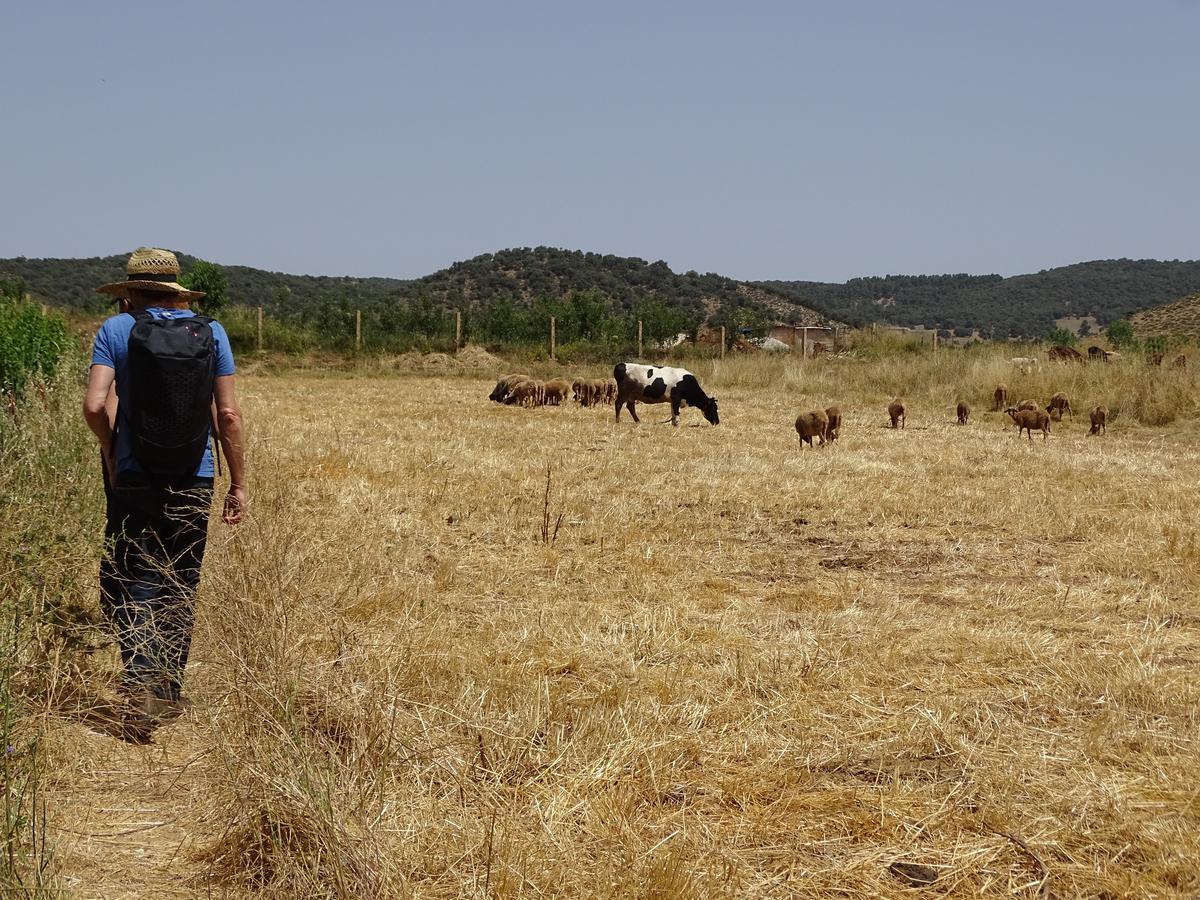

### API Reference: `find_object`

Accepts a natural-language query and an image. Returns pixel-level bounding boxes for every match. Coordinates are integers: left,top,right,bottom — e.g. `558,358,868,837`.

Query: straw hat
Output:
96,247,205,301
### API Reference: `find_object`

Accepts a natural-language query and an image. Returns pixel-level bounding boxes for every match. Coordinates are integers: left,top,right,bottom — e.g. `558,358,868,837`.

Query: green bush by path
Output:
0,293,69,395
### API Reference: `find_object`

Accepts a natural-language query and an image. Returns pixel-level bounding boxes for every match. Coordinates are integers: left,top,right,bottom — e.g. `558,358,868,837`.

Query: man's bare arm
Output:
213,375,246,525
83,365,117,478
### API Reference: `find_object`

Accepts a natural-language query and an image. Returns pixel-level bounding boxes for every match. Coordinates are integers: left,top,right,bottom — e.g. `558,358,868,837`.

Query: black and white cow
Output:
613,363,719,426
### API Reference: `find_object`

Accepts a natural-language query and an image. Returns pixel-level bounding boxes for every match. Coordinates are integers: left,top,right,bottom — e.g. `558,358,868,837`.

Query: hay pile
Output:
385,345,506,373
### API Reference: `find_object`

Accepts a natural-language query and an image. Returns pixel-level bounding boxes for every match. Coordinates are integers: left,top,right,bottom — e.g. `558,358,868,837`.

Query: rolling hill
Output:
763,258,1200,338
0,248,829,328
5,250,1200,340
1130,293,1200,338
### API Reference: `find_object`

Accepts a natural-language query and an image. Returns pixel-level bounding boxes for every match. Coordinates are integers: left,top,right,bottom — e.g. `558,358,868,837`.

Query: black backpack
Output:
125,311,217,476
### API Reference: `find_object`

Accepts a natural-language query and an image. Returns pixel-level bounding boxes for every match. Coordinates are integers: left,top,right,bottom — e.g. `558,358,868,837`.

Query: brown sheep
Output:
1016,398,1039,411
887,398,906,429
1005,406,1051,442
489,373,532,403
504,379,544,407
993,384,1008,411
543,378,572,406
1089,405,1108,436
795,409,829,448
603,379,616,404
956,401,970,425
1046,391,1073,421
824,406,842,442
1173,354,1187,369
571,378,586,403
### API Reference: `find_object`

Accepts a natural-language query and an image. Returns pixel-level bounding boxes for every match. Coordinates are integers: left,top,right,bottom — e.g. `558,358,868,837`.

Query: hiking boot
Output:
123,680,171,743
158,695,194,722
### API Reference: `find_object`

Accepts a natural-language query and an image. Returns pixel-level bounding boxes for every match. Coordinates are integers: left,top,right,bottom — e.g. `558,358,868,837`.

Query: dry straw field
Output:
35,347,1200,897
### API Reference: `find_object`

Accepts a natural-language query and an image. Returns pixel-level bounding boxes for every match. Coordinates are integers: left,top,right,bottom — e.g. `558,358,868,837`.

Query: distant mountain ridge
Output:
762,258,1200,338
3,250,1199,339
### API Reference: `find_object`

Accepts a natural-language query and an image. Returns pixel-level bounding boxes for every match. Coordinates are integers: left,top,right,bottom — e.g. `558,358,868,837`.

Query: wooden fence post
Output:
355,309,362,352
550,316,556,360
720,326,726,360
455,310,462,352
256,306,263,352
932,330,939,355
801,326,809,358
637,319,643,358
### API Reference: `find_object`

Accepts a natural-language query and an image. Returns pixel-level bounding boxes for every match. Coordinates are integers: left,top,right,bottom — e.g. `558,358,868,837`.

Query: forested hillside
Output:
0,248,828,352
763,259,1200,338
6,250,1200,343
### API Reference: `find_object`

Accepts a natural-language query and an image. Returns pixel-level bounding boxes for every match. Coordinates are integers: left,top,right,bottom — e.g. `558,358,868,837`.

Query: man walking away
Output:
82,248,246,742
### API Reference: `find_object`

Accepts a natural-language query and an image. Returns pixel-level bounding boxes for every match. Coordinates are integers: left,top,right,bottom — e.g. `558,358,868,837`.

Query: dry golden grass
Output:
40,350,1200,897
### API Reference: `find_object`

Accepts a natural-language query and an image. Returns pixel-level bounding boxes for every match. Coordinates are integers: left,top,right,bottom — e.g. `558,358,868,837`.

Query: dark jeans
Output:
101,468,213,700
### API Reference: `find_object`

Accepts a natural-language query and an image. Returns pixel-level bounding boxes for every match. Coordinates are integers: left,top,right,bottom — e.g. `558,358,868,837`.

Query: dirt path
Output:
41,692,212,898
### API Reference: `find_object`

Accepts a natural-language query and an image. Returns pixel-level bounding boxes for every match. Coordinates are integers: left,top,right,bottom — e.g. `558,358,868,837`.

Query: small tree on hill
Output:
1047,327,1078,346
180,259,228,316
1106,319,1137,350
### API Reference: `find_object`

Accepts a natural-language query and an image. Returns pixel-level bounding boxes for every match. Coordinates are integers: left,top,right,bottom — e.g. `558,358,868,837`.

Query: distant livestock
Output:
1048,345,1084,363
824,406,842,442
1046,391,1073,421
956,401,970,425
794,409,829,448
1149,352,1165,367
489,374,532,403
613,363,719,426
1087,346,1105,361
1006,406,1051,442
1011,357,1041,374
1174,354,1187,369
887,398,906,429
543,378,572,406
993,384,1008,411
1016,399,1039,411
504,379,544,407
1089,405,1108,435
573,378,615,407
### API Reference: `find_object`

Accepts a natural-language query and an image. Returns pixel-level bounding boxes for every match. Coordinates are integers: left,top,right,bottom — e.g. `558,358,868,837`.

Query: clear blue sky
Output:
2,1,1197,282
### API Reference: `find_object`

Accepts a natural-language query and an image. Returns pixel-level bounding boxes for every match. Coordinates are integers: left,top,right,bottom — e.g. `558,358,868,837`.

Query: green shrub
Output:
0,298,69,395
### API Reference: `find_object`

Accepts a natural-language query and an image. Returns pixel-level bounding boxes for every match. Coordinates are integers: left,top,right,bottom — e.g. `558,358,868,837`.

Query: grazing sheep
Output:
956,401,970,425
1046,391,1073,421
1173,354,1187,369
795,409,829,448
1016,399,1039,411
1087,346,1105,360
1005,406,1051,442
1149,352,1165,367
825,406,842,442
1011,356,1040,374
888,398,906,429
1089,405,1108,435
1048,345,1084,363
543,378,572,406
571,378,586,403
490,374,531,403
993,384,1008,411
603,379,616,404
504,379,544,407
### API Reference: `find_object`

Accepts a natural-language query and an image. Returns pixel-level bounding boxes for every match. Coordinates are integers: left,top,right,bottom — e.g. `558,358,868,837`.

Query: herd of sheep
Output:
490,370,1112,446
488,374,616,408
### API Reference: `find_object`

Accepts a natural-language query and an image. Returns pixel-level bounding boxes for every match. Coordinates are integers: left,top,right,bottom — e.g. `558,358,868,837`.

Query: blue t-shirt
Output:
91,308,236,478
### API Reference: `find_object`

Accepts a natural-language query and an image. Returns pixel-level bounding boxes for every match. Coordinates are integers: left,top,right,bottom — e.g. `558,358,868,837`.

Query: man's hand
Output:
222,485,246,525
